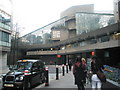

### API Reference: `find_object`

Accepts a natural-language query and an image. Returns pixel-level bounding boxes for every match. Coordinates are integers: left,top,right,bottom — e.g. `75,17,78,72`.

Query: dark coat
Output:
91,60,104,74
73,61,85,84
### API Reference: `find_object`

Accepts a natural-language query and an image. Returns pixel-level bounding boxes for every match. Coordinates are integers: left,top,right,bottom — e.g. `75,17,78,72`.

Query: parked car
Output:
2,59,46,90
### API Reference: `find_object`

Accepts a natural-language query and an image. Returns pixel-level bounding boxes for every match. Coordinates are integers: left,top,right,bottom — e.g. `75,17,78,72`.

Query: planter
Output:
107,79,120,87
103,65,120,85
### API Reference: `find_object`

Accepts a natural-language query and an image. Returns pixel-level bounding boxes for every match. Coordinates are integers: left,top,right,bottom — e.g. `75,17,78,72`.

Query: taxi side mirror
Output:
9,67,13,70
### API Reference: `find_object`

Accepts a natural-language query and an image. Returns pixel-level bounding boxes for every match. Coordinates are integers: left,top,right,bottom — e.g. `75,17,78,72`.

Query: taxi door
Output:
30,62,41,85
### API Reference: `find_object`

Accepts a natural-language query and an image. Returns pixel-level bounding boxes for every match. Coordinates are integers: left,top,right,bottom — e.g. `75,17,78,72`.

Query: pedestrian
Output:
68,59,72,71
54,62,56,66
91,56,113,90
81,58,87,85
73,57,85,90
50,60,53,65
86,58,92,84
81,58,86,68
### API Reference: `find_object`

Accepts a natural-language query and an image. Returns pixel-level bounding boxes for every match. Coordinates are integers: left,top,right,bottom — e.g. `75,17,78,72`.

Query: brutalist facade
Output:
0,9,12,74
16,4,120,68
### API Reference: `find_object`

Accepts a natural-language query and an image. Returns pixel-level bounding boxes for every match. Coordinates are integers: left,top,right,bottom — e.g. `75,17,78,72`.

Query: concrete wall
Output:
25,39,120,55
114,0,120,23
0,51,9,74
69,29,76,38
61,4,94,39
60,29,69,41
60,4,94,18
66,19,76,30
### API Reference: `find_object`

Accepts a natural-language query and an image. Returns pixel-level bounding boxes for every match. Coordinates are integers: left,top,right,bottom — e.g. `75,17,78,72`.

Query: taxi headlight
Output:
16,76,24,81
20,76,24,80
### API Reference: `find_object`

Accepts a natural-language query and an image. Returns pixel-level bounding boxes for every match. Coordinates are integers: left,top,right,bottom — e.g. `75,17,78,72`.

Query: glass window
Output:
80,41,86,46
89,39,97,44
0,11,11,30
17,62,33,70
0,31,1,41
32,62,38,71
72,43,78,48
104,51,109,57
100,36,110,42
76,12,115,35
19,18,65,45
52,30,60,38
1,31,9,42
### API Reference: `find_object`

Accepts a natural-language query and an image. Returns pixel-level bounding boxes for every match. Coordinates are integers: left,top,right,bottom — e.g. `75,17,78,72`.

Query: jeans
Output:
92,74,102,90
92,81,102,90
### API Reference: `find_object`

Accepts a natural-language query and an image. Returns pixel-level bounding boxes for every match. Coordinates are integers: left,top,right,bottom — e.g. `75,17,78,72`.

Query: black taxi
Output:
2,59,46,90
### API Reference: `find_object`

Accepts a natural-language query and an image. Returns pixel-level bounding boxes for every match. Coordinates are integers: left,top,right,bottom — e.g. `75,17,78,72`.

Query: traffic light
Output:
92,51,95,56
57,55,61,58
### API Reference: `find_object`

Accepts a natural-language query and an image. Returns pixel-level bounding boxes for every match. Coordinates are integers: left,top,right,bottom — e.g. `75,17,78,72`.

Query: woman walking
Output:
73,57,85,90
91,56,113,90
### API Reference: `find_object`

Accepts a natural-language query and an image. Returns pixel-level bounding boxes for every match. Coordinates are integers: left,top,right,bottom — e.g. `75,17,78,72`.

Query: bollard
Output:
66,64,68,73
24,75,30,90
56,66,59,80
0,75,2,90
45,67,49,86
62,64,65,76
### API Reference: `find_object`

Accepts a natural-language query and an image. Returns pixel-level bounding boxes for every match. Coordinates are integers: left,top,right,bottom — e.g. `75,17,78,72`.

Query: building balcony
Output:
26,39,120,55
65,16,75,21
0,22,11,30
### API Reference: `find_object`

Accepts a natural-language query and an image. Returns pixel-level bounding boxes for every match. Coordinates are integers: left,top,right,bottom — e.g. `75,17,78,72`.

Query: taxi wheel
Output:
26,82,31,90
1,88,9,90
23,82,31,90
41,73,45,83
20,83,25,90
21,86,25,90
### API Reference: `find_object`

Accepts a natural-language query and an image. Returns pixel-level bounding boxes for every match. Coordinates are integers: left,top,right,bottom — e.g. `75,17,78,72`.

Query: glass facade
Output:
0,9,11,47
0,31,11,47
76,12,115,35
19,18,65,45
0,10,11,30
19,12,116,48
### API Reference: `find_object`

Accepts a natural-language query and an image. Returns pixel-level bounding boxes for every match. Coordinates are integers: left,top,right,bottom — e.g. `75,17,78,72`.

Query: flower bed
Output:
103,65,120,84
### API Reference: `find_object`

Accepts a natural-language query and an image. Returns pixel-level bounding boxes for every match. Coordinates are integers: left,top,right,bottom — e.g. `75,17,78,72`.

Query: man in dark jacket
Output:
73,57,85,90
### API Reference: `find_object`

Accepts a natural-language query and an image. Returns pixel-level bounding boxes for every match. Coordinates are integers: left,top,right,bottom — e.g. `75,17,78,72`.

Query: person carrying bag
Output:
91,56,113,90
96,69,106,83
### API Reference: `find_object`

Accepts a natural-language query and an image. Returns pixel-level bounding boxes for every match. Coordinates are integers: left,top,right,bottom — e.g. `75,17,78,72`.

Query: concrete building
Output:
0,2,12,74
17,4,94,64
61,4,94,39
50,4,94,42
4,3,119,87
17,3,120,68
114,0,120,22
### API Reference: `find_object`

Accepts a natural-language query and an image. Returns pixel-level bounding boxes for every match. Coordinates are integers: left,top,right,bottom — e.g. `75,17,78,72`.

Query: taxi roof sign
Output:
17,59,39,63
19,60,28,62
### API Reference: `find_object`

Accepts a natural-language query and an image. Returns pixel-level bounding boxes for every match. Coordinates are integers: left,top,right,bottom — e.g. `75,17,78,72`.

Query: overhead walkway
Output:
19,23,119,51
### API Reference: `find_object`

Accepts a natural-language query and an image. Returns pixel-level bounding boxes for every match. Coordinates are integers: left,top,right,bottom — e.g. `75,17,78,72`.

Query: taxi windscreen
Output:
17,62,33,70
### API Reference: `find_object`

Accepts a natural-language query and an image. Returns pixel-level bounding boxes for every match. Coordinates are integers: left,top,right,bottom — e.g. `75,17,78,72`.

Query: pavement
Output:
0,65,119,90
32,65,120,90
32,71,78,90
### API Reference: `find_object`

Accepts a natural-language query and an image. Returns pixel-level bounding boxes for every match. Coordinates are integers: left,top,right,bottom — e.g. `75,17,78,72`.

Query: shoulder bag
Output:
96,70,106,83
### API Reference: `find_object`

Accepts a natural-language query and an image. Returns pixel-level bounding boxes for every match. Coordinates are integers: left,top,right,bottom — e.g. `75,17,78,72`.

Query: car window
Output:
17,62,32,70
32,62,38,71
38,61,44,69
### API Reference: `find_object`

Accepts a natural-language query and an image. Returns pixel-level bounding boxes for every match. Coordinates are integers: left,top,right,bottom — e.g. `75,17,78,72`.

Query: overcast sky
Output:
0,0,114,36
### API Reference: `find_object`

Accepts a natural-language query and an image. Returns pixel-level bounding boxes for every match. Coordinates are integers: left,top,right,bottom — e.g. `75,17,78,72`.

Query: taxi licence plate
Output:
4,84,14,87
